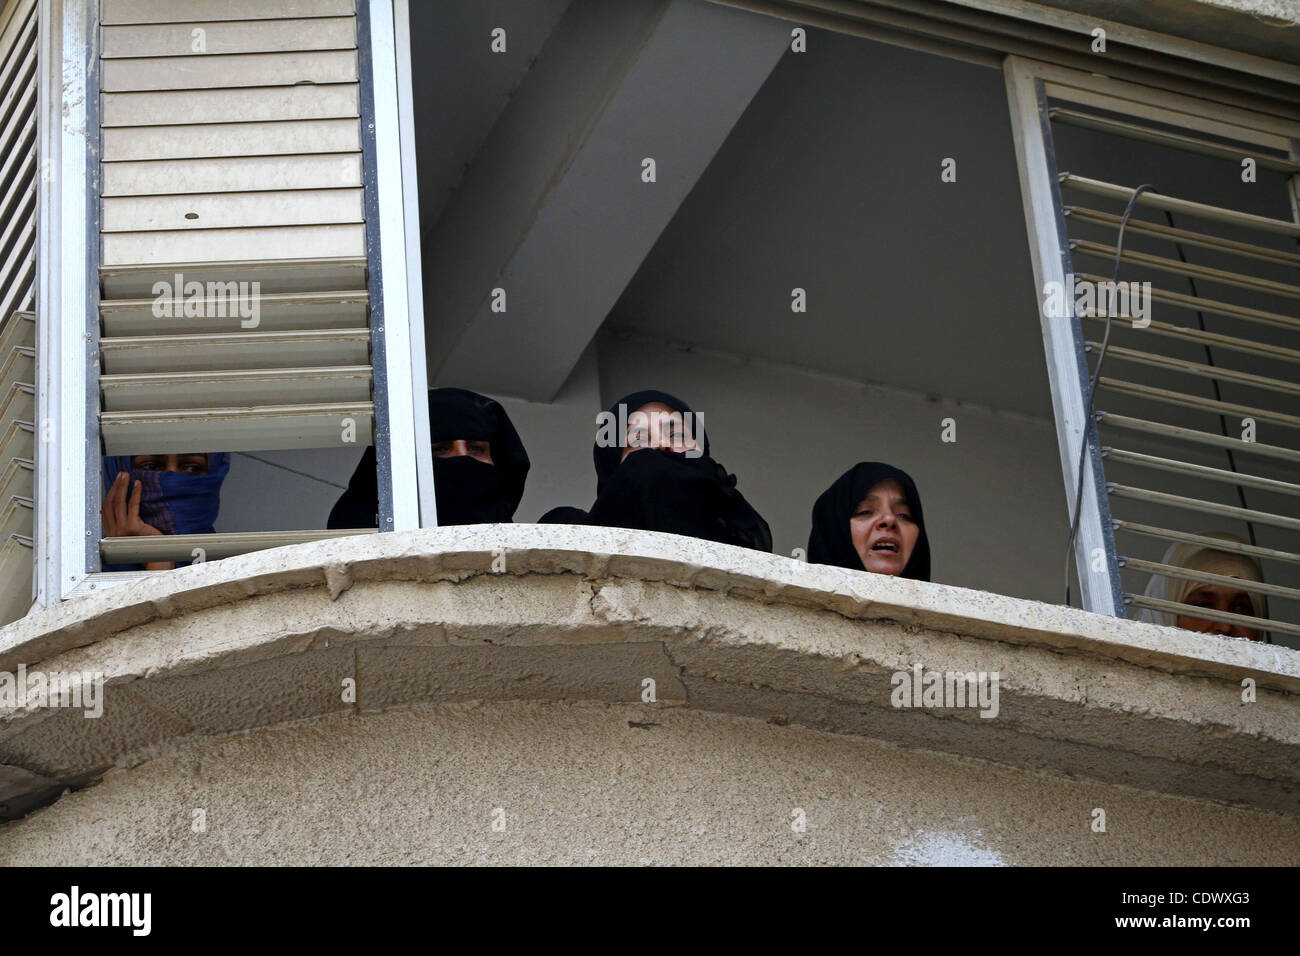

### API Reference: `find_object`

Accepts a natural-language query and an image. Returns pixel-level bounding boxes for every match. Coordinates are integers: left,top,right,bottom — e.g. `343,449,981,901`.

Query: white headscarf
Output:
1139,532,1267,628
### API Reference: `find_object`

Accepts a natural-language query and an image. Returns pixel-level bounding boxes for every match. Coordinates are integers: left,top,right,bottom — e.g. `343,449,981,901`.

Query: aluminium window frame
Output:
388,0,435,527
35,0,432,606
1002,54,1300,616
35,0,93,606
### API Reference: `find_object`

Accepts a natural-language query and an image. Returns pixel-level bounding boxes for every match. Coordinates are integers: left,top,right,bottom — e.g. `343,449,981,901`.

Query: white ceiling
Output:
600,26,1055,418
411,1,1059,419
408,0,1300,427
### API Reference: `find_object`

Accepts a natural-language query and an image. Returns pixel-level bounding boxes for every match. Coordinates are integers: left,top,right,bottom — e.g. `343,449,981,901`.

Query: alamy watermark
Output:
891,663,999,719
49,886,150,936
152,272,261,329
595,403,704,457
0,664,104,718
1043,273,1151,328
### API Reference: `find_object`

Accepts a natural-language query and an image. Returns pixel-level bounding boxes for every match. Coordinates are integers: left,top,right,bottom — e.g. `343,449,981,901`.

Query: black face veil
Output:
807,461,931,581
542,389,771,553
327,387,530,528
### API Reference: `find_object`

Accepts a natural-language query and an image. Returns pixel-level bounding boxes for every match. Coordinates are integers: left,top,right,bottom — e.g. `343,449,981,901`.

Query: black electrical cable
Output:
1064,183,1157,608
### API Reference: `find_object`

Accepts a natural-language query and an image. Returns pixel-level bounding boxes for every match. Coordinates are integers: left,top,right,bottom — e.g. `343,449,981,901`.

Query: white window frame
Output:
390,0,436,527
35,0,92,605
358,0,425,531
1002,55,1300,616
34,0,434,605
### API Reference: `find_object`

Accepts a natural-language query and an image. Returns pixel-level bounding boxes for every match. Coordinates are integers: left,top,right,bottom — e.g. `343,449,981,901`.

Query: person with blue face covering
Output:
100,452,231,571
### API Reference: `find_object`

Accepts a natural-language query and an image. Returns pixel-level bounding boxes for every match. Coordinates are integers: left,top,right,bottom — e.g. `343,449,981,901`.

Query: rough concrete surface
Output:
0,526,1296,862
1,700,1296,866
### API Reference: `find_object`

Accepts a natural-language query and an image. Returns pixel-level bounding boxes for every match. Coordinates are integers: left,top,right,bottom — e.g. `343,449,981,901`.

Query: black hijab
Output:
327,387,530,528
540,389,771,553
807,461,930,581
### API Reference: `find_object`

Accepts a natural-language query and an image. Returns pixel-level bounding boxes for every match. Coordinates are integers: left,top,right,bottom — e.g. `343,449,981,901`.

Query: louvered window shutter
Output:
93,0,395,569
0,0,36,623
1007,58,1300,641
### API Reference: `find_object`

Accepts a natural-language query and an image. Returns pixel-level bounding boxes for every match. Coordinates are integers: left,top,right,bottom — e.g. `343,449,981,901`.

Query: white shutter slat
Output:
0,418,32,469
0,112,32,190
0,532,33,623
102,290,367,336
101,527,373,565
0,81,35,176
103,119,360,162
0,247,33,327
103,153,362,197
101,258,367,298
101,365,371,411
0,455,32,501
102,50,357,92
0,491,31,539
102,223,365,266
0,9,34,113
0,379,32,421
101,402,374,454
0,0,33,49
0,175,35,259
103,187,364,232
0,216,36,299
0,342,32,393
102,84,358,127
102,17,357,57
0,309,33,352
99,328,371,374
102,0,356,26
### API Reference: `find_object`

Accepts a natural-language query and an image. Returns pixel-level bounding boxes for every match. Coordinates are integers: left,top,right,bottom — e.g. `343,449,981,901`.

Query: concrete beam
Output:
422,0,791,401
0,524,1297,824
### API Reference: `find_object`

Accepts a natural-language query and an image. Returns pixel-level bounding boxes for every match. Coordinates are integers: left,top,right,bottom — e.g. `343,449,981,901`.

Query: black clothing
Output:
807,461,930,581
539,389,771,553
327,387,530,528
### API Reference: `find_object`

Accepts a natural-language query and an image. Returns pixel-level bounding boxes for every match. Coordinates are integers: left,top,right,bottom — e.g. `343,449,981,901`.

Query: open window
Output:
36,0,427,600
1005,57,1300,643
406,1,1101,609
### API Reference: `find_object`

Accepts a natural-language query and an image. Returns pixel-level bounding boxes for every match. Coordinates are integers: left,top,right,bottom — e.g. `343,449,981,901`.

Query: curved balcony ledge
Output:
0,524,1298,833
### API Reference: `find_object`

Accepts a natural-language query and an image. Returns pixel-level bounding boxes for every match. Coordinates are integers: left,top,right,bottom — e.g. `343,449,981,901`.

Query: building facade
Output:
0,0,1298,863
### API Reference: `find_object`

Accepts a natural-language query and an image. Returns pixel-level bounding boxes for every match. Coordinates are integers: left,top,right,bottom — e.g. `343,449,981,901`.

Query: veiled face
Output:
1175,584,1260,640
849,478,919,576
431,439,493,464
620,402,701,463
130,454,209,475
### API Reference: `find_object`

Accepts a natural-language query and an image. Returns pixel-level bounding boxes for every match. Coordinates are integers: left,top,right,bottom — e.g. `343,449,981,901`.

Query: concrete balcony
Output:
0,525,1296,864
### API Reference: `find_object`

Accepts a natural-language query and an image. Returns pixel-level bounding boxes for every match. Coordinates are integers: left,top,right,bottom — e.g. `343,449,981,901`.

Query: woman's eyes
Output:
1187,595,1252,613
852,509,912,520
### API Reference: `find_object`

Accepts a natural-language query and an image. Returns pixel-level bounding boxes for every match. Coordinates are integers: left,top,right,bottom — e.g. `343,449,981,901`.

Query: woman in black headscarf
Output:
540,389,771,553
808,462,930,581
327,387,530,528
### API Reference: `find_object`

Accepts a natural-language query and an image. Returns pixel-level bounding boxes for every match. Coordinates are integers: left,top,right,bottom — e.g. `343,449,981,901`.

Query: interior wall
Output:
592,332,1069,602
213,448,358,536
